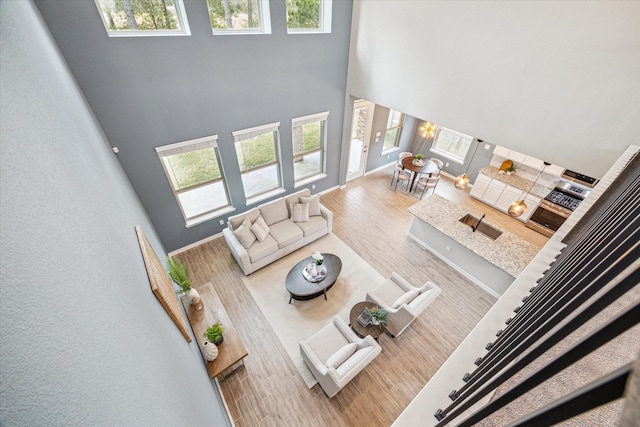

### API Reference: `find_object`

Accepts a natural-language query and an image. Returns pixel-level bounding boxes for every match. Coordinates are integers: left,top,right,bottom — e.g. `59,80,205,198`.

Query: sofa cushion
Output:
306,322,350,364
285,189,311,215
336,347,373,377
300,195,321,216
295,216,327,237
247,234,278,263
269,220,304,248
228,208,260,231
372,279,406,306
260,198,289,226
325,342,357,369
409,288,437,310
290,203,309,222
233,217,256,249
392,289,420,309
250,216,270,242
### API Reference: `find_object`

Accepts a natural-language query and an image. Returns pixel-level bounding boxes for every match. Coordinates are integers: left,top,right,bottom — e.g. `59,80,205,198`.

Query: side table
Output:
349,301,385,340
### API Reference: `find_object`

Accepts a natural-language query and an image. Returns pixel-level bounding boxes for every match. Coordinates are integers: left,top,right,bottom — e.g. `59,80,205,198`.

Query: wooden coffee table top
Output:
181,282,248,378
286,253,342,301
349,301,385,340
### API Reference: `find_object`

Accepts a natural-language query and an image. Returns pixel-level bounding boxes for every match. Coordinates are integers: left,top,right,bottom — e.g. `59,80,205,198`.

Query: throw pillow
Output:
251,216,270,242
392,289,420,309
300,195,321,216
232,217,256,249
325,342,357,369
290,203,310,222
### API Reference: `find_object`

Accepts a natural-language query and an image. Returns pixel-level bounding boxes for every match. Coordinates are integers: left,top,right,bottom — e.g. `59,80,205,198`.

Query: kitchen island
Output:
407,194,540,296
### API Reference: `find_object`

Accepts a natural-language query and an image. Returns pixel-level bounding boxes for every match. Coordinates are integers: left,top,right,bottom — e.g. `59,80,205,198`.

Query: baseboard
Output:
214,377,236,427
169,232,222,256
365,161,396,175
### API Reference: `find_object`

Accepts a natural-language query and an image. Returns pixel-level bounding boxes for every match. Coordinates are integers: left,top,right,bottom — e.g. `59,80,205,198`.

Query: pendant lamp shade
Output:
454,139,482,190
454,173,470,190
508,162,549,218
508,199,527,217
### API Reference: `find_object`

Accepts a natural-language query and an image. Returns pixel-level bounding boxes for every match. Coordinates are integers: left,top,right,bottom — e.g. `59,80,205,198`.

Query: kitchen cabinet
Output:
469,173,491,200
493,145,545,171
483,180,507,206
522,155,544,170
496,186,524,213
493,146,510,158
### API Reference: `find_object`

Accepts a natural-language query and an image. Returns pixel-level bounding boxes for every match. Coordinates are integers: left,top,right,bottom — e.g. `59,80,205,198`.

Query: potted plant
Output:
413,154,425,166
167,257,200,306
366,306,388,329
506,163,517,175
204,322,225,345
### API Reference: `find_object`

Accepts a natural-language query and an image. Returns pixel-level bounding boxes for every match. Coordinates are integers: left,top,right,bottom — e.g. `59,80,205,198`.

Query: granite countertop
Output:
407,194,540,278
479,166,550,198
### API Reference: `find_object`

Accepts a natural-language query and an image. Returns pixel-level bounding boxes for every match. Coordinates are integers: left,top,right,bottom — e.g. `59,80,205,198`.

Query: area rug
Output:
241,233,385,388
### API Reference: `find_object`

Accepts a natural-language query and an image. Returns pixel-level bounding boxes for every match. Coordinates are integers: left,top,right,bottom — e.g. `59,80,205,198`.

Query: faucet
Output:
471,213,486,232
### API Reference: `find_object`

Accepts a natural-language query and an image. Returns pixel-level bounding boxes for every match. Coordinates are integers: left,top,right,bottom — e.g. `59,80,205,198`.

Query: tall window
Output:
95,0,190,36
156,136,232,227
286,0,332,33
292,112,328,184
233,123,283,201
383,109,404,151
430,126,474,164
206,0,271,34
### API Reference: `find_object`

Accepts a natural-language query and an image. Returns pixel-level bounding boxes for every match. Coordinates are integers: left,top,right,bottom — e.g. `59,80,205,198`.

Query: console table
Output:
181,282,248,379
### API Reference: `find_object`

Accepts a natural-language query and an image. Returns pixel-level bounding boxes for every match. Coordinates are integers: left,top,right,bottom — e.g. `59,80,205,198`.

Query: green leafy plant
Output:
367,306,389,328
204,323,225,344
415,154,425,160
166,257,191,293
506,163,517,173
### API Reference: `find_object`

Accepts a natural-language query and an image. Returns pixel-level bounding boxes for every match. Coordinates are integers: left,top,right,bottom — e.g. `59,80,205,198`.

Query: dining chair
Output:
394,169,412,191
430,158,444,170
415,175,440,199
391,152,413,186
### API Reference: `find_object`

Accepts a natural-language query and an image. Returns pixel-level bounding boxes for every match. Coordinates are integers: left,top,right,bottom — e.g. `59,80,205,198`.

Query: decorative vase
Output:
202,340,218,361
310,265,318,276
371,318,380,326
187,288,200,305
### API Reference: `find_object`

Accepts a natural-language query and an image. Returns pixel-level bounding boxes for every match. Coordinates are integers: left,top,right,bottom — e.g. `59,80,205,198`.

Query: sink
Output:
459,214,503,240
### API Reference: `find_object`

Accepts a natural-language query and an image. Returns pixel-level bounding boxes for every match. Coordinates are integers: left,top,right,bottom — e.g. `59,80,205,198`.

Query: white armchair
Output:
366,272,441,337
299,316,382,398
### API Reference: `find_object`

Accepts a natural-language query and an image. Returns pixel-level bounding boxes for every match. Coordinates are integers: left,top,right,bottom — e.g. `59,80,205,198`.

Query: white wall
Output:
347,1,640,178
0,2,229,425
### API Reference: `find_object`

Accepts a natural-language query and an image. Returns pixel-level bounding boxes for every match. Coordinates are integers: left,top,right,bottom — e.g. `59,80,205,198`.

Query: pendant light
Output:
454,139,482,190
508,162,550,218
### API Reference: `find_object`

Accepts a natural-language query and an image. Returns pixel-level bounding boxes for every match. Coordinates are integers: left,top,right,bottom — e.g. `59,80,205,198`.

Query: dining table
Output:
401,156,439,192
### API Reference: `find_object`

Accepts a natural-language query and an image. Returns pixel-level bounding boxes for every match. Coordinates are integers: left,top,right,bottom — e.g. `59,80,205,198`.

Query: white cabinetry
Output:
469,173,542,222
496,186,524,213
522,155,544,170
483,180,507,206
470,174,491,200
493,145,510,158
493,145,545,171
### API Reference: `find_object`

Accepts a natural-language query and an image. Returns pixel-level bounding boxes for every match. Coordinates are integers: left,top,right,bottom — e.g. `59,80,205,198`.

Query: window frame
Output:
382,109,404,153
286,0,332,34
94,0,191,37
429,126,474,165
232,122,284,204
291,111,329,187
207,0,272,35
156,135,234,227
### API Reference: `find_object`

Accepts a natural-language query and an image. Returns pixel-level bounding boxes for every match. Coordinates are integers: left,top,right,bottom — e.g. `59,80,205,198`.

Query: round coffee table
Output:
349,301,385,340
286,253,342,304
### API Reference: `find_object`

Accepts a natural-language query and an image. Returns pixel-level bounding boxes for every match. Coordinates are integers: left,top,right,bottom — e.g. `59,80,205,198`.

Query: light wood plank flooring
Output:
176,166,548,427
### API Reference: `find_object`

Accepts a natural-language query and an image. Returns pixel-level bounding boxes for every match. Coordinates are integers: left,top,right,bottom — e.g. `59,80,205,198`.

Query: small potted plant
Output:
204,322,225,345
167,257,200,307
506,163,517,175
367,306,388,329
413,154,425,167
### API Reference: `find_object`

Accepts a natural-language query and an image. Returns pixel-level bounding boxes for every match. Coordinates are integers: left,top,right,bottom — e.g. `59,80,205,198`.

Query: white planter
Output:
187,288,200,305
202,341,218,361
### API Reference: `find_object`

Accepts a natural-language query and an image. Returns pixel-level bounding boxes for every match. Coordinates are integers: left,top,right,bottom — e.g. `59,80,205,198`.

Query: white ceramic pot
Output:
187,288,200,305
202,341,219,361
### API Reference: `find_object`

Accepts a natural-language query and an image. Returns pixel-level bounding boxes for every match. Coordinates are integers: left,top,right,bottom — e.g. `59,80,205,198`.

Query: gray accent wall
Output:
35,0,353,252
1,2,229,425
365,105,417,172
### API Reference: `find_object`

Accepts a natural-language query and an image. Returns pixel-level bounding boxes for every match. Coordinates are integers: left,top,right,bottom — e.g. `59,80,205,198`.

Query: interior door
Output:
346,100,374,182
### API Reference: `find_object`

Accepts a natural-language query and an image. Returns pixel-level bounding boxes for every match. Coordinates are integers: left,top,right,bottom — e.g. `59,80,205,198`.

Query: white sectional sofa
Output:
222,188,333,275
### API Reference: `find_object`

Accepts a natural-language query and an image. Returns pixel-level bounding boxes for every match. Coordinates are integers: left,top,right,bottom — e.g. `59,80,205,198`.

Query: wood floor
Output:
175,166,549,427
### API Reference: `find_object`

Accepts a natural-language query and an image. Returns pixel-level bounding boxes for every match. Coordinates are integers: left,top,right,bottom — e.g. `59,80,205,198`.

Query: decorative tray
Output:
302,263,327,283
